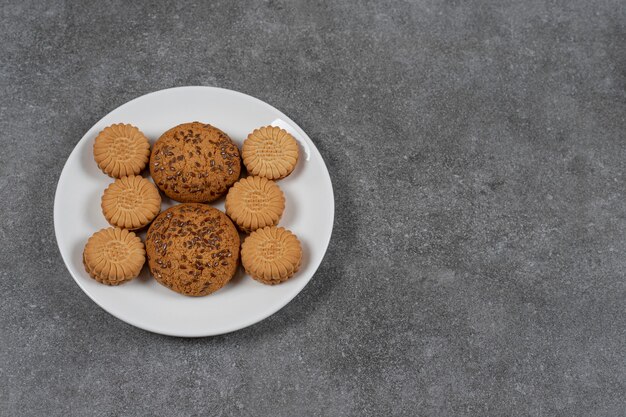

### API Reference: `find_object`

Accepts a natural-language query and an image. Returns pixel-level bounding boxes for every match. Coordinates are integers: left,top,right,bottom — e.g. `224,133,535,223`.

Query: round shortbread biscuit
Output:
241,226,302,285
225,176,285,233
101,175,161,230
83,227,146,285
242,126,299,180
93,124,150,178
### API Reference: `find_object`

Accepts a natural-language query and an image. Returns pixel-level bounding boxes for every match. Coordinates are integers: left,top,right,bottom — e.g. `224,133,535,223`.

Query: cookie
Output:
242,126,299,180
241,226,302,285
93,123,151,178
150,122,241,203
83,227,146,285
101,175,161,230
145,203,240,296
225,176,285,233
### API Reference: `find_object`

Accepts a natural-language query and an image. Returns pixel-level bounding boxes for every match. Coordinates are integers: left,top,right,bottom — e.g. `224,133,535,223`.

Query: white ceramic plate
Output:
54,86,334,337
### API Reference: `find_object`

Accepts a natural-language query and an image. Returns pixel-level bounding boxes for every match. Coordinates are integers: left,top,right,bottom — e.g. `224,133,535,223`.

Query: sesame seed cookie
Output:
145,203,240,296
93,123,151,178
225,176,285,233
83,227,146,285
101,175,161,230
241,226,302,285
242,126,299,180
150,122,241,203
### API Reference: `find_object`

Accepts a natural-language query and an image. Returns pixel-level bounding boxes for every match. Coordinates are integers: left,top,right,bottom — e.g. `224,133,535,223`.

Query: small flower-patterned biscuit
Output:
93,124,150,178
242,126,299,180
101,175,161,230
225,176,285,233
241,226,302,285
83,227,146,285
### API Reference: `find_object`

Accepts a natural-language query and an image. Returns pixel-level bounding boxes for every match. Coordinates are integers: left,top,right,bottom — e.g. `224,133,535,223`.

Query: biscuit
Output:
145,203,240,296
101,175,161,230
225,176,285,233
93,124,150,178
241,226,302,285
83,227,146,285
242,126,299,180
150,122,241,203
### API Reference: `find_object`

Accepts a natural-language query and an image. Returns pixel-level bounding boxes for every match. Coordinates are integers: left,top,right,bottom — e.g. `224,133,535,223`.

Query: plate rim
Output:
53,85,335,337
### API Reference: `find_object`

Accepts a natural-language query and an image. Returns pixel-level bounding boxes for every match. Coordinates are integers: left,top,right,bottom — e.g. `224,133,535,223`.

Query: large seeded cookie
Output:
225,176,285,233
101,175,161,230
241,226,302,285
150,122,241,203
93,124,150,178
83,227,146,285
145,203,240,296
242,126,299,180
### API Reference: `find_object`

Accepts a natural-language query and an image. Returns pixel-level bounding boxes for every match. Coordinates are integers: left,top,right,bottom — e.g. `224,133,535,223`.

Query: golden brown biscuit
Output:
93,124,150,178
101,175,161,230
150,122,241,203
225,176,285,233
145,203,240,296
242,126,299,180
83,227,146,285
241,226,302,285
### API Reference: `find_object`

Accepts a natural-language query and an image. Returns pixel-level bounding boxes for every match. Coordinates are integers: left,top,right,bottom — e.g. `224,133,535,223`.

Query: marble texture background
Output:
0,0,625,415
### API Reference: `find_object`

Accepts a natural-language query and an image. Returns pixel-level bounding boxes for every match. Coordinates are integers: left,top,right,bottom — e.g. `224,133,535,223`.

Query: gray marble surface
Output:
1,0,625,416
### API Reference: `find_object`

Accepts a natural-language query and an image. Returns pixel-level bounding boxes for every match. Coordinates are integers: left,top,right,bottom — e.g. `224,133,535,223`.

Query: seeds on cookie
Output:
145,203,240,296
150,122,241,203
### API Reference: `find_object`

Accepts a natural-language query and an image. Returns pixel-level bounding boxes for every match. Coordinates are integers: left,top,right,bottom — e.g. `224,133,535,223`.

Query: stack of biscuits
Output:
83,121,303,296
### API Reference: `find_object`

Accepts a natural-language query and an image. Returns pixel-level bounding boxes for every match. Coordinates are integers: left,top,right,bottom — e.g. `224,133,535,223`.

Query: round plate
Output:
54,86,334,337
